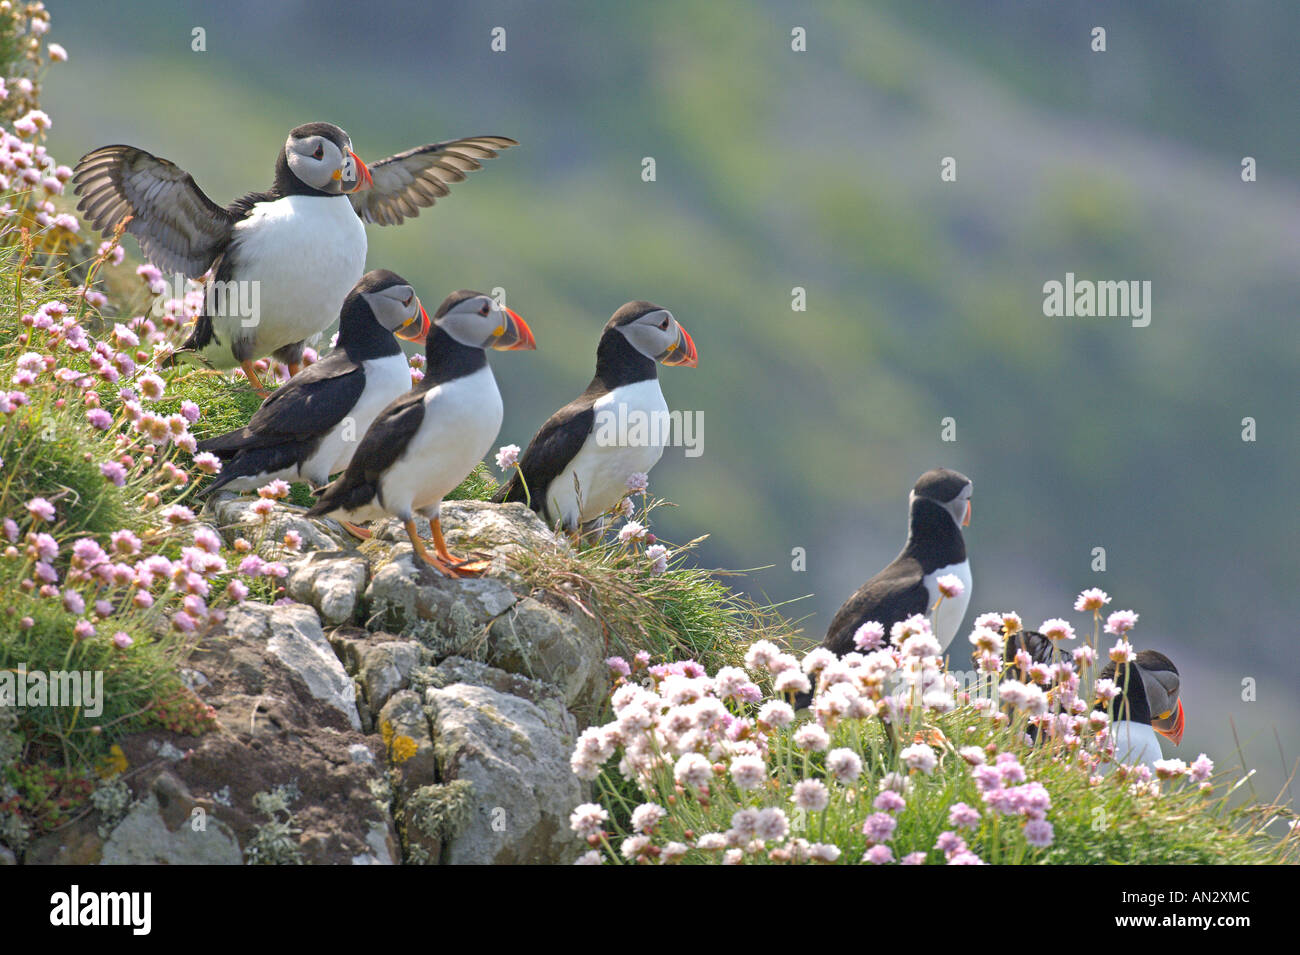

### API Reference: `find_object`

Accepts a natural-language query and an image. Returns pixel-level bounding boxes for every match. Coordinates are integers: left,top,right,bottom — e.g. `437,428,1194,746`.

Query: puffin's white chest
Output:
214,195,366,359
377,365,503,518
1106,720,1165,771
301,353,412,485
546,379,668,528
922,558,972,652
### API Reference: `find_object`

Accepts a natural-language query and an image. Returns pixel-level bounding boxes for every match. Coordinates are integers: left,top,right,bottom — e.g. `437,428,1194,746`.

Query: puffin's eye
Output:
659,318,670,330
479,303,491,316
312,144,325,160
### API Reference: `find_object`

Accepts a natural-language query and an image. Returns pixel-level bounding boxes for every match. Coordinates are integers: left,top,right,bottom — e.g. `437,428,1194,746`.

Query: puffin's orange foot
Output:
239,360,271,398
340,520,371,541
446,556,491,576
428,516,490,574
287,361,302,377
405,519,461,578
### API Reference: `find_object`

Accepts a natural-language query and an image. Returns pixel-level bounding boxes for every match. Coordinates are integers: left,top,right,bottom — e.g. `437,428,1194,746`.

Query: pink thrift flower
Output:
113,632,134,649
863,845,894,865
1074,588,1111,612
1105,610,1139,636
1039,618,1075,642
27,497,56,522
936,573,964,599
494,444,520,470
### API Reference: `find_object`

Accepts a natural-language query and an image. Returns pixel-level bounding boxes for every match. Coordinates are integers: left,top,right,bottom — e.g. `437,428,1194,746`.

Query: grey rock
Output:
371,499,564,562
365,544,517,652
426,668,583,865
226,602,361,730
287,552,369,626
209,494,346,555
351,821,398,865
0,845,15,865
101,793,242,865
357,640,425,713
487,596,608,722
347,743,375,765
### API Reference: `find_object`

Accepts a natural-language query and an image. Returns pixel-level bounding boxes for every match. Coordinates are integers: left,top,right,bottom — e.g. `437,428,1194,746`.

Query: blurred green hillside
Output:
44,1,1299,798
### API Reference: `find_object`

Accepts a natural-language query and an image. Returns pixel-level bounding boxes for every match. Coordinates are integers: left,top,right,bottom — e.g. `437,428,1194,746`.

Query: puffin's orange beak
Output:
661,322,698,367
963,500,972,527
348,151,373,193
1154,699,1185,746
396,304,430,345
493,307,536,351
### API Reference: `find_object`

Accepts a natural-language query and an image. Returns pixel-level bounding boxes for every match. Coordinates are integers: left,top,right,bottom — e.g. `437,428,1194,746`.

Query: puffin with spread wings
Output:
73,122,515,394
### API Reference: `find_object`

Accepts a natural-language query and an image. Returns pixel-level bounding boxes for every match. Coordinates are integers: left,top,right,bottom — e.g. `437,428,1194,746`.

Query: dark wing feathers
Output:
350,136,517,227
73,145,235,278
307,389,428,516
196,352,363,457
823,557,930,656
492,398,595,513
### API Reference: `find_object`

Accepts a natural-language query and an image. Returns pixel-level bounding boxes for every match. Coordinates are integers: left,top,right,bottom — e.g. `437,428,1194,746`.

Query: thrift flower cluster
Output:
570,591,1215,864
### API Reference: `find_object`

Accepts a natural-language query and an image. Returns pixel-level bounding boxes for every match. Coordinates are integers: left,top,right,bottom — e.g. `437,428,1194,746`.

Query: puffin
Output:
306,290,535,577
1096,650,1185,770
73,123,516,394
492,301,697,532
195,270,428,494
823,468,973,657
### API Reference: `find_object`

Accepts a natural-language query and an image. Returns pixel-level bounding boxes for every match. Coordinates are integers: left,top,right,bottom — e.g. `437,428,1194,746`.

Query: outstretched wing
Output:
73,145,236,278
349,135,517,227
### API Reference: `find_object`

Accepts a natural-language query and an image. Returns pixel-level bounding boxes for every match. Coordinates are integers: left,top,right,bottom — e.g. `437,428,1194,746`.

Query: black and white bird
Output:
307,290,535,577
492,301,697,532
823,468,973,656
195,270,428,494
73,123,515,394
1096,650,1185,770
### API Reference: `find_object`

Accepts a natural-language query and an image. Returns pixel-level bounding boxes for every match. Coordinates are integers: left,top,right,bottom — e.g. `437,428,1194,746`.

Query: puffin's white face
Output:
284,131,369,194
618,308,698,366
362,284,428,341
438,294,535,351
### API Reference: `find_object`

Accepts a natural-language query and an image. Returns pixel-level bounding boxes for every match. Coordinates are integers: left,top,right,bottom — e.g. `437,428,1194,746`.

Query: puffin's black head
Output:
604,301,698,368
279,122,373,195
910,468,972,530
427,290,534,354
339,269,428,344
1097,650,1184,744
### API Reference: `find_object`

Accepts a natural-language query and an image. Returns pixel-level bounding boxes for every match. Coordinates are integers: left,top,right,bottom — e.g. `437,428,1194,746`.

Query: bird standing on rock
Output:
195,269,429,493
73,122,516,394
492,301,697,534
307,290,535,577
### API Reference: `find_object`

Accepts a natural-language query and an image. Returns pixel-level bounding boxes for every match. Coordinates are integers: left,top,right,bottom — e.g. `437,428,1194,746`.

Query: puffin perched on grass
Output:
823,468,973,657
1096,650,1185,770
307,290,534,577
196,270,428,494
73,123,515,394
492,301,697,533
